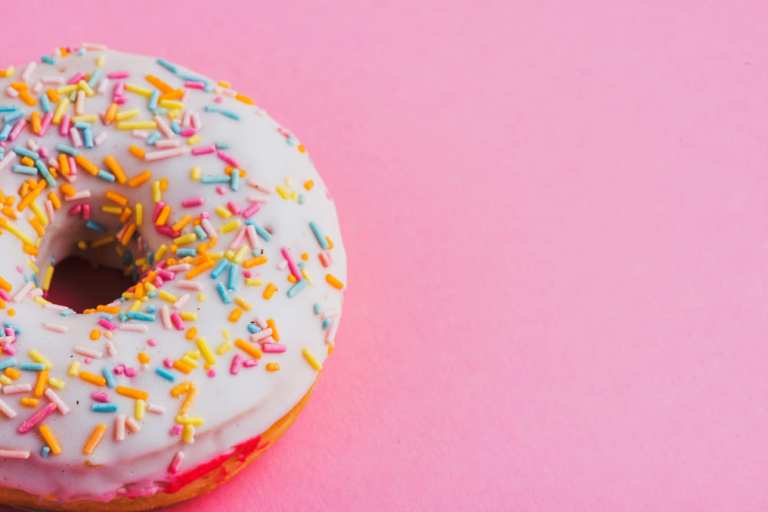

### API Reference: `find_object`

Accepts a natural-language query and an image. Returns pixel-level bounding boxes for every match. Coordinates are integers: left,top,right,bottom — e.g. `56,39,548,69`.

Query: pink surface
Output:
4,1,768,511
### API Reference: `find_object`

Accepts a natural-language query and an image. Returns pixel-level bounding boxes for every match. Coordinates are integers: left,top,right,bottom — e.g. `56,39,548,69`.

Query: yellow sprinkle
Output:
67,361,80,377
214,206,232,219
125,83,153,97
176,416,204,426
195,338,216,368
38,424,61,455
135,203,143,226
267,319,280,341
220,219,241,234
135,399,146,421
57,84,76,95
246,278,263,287
29,350,52,369
155,244,168,261
77,79,95,96
182,424,195,444
197,292,206,302
180,311,197,321
302,347,322,371
90,236,114,249
158,290,177,303
115,108,140,121
83,423,107,455
95,55,105,68
190,166,202,181
101,205,123,215
233,246,249,264
187,135,202,146
159,99,184,110
117,120,157,131
0,375,10,385
48,377,65,390
215,341,232,355
52,98,70,125
152,181,162,203
173,232,197,246
72,114,98,123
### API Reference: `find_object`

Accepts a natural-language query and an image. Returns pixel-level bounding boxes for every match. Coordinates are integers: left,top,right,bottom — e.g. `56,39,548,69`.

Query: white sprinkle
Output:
154,116,175,139
44,388,70,415
42,323,69,334
118,323,149,333
125,417,141,433
0,152,17,173
21,62,36,83
147,403,166,415
0,397,17,418
160,305,172,330
94,131,108,146
0,449,30,460
115,414,126,441
166,263,192,272
2,384,31,395
176,280,202,292
144,146,189,162
250,328,273,343
64,189,91,201
173,294,190,310
105,340,116,357
12,281,34,303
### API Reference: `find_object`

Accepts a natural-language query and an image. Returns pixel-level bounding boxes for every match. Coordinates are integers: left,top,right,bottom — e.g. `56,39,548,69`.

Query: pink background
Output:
4,1,768,510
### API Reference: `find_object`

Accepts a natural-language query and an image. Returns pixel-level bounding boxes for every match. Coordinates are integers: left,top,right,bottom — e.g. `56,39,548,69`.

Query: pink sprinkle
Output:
170,313,185,331
191,145,215,156
98,318,117,331
226,201,240,215
68,204,82,216
8,120,26,142
17,403,57,434
319,251,332,268
180,128,197,137
243,359,259,368
4,327,14,337
185,81,205,90
170,424,183,436
0,290,10,301
181,197,204,208
241,202,262,219
216,151,240,168
91,392,110,403
67,72,85,85
114,365,125,375
157,269,175,281
168,451,184,474
156,225,179,238
281,247,302,281
125,367,137,378
229,354,242,375
68,155,77,176
261,343,286,354
163,358,174,369
152,201,165,223
39,112,53,137
107,71,129,79
215,186,227,195
82,203,91,220
206,369,216,378
59,115,71,136
3,346,15,356
147,338,158,347
243,270,251,279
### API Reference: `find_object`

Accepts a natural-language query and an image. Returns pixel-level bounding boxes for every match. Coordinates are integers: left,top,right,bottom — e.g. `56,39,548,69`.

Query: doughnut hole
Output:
36,207,144,313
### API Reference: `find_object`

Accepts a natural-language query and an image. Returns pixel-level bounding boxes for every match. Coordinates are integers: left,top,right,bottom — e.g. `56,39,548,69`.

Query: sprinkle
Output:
0,397,17,418
79,371,106,387
92,403,117,413
302,348,322,371
83,423,107,455
17,402,57,434
42,322,68,334
234,338,262,360
44,388,70,415
0,449,29,459
38,424,61,455
155,367,176,382
135,399,146,421
102,367,116,388
116,386,149,401
309,222,330,249
325,274,345,290
168,451,184,474
115,414,126,441
125,416,141,433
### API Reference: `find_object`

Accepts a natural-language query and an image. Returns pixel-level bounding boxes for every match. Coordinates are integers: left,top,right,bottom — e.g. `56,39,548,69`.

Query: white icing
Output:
0,47,346,500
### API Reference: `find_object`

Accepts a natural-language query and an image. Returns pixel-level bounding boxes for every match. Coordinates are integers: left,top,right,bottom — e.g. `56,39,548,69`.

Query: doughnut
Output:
0,44,346,510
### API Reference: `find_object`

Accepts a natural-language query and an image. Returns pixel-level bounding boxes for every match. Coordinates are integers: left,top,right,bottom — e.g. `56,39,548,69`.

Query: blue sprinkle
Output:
210,259,229,279
97,169,116,182
309,222,329,249
88,69,103,90
287,279,308,298
0,358,17,370
149,90,159,112
13,147,38,159
214,142,230,150
200,175,230,185
41,55,56,65
145,305,158,314
39,94,52,113
147,290,158,298
226,264,237,291
176,247,197,257
85,220,106,232
12,165,38,176
73,121,91,130
56,144,79,156
0,124,12,141
215,282,232,304
82,126,94,149
322,318,331,330
230,168,240,191
171,120,181,134
0,106,18,113
253,225,272,242
4,110,24,124
40,445,51,458
102,367,116,388
91,403,118,413
247,323,260,334
156,58,178,73
204,105,240,121
155,367,176,382
35,159,56,187
146,131,161,146
127,311,155,322
193,225,208,241
3,322,20,334
19,362,45,372
313,303,322,315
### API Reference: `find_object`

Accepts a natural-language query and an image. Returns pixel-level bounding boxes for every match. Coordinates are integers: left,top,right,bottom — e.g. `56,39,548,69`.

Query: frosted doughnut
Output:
0,44,346,510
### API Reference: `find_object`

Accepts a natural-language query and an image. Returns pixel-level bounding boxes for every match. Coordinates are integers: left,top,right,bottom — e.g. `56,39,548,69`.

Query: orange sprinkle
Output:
146,75,173,93
228,307,243,323
186,259,214,279
128,144,145,159
127,170,152,188
325,274,345,290
33,369,48,398
82,423,107,455
137,352,150,365
89,329,101,341
38,424,61,455
116,386,149,401
235,338,262,359
243,255,268,268
104,157,127,185
75,155,99,176
185,327,198,341
0,276,11,292
263,283,277,300
79,371,106,387
266,318,280,341
266,362,280,372
4,367,20,380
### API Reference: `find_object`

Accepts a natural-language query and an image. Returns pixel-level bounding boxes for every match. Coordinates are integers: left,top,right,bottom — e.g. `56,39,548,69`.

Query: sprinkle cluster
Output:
0,44,344,473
